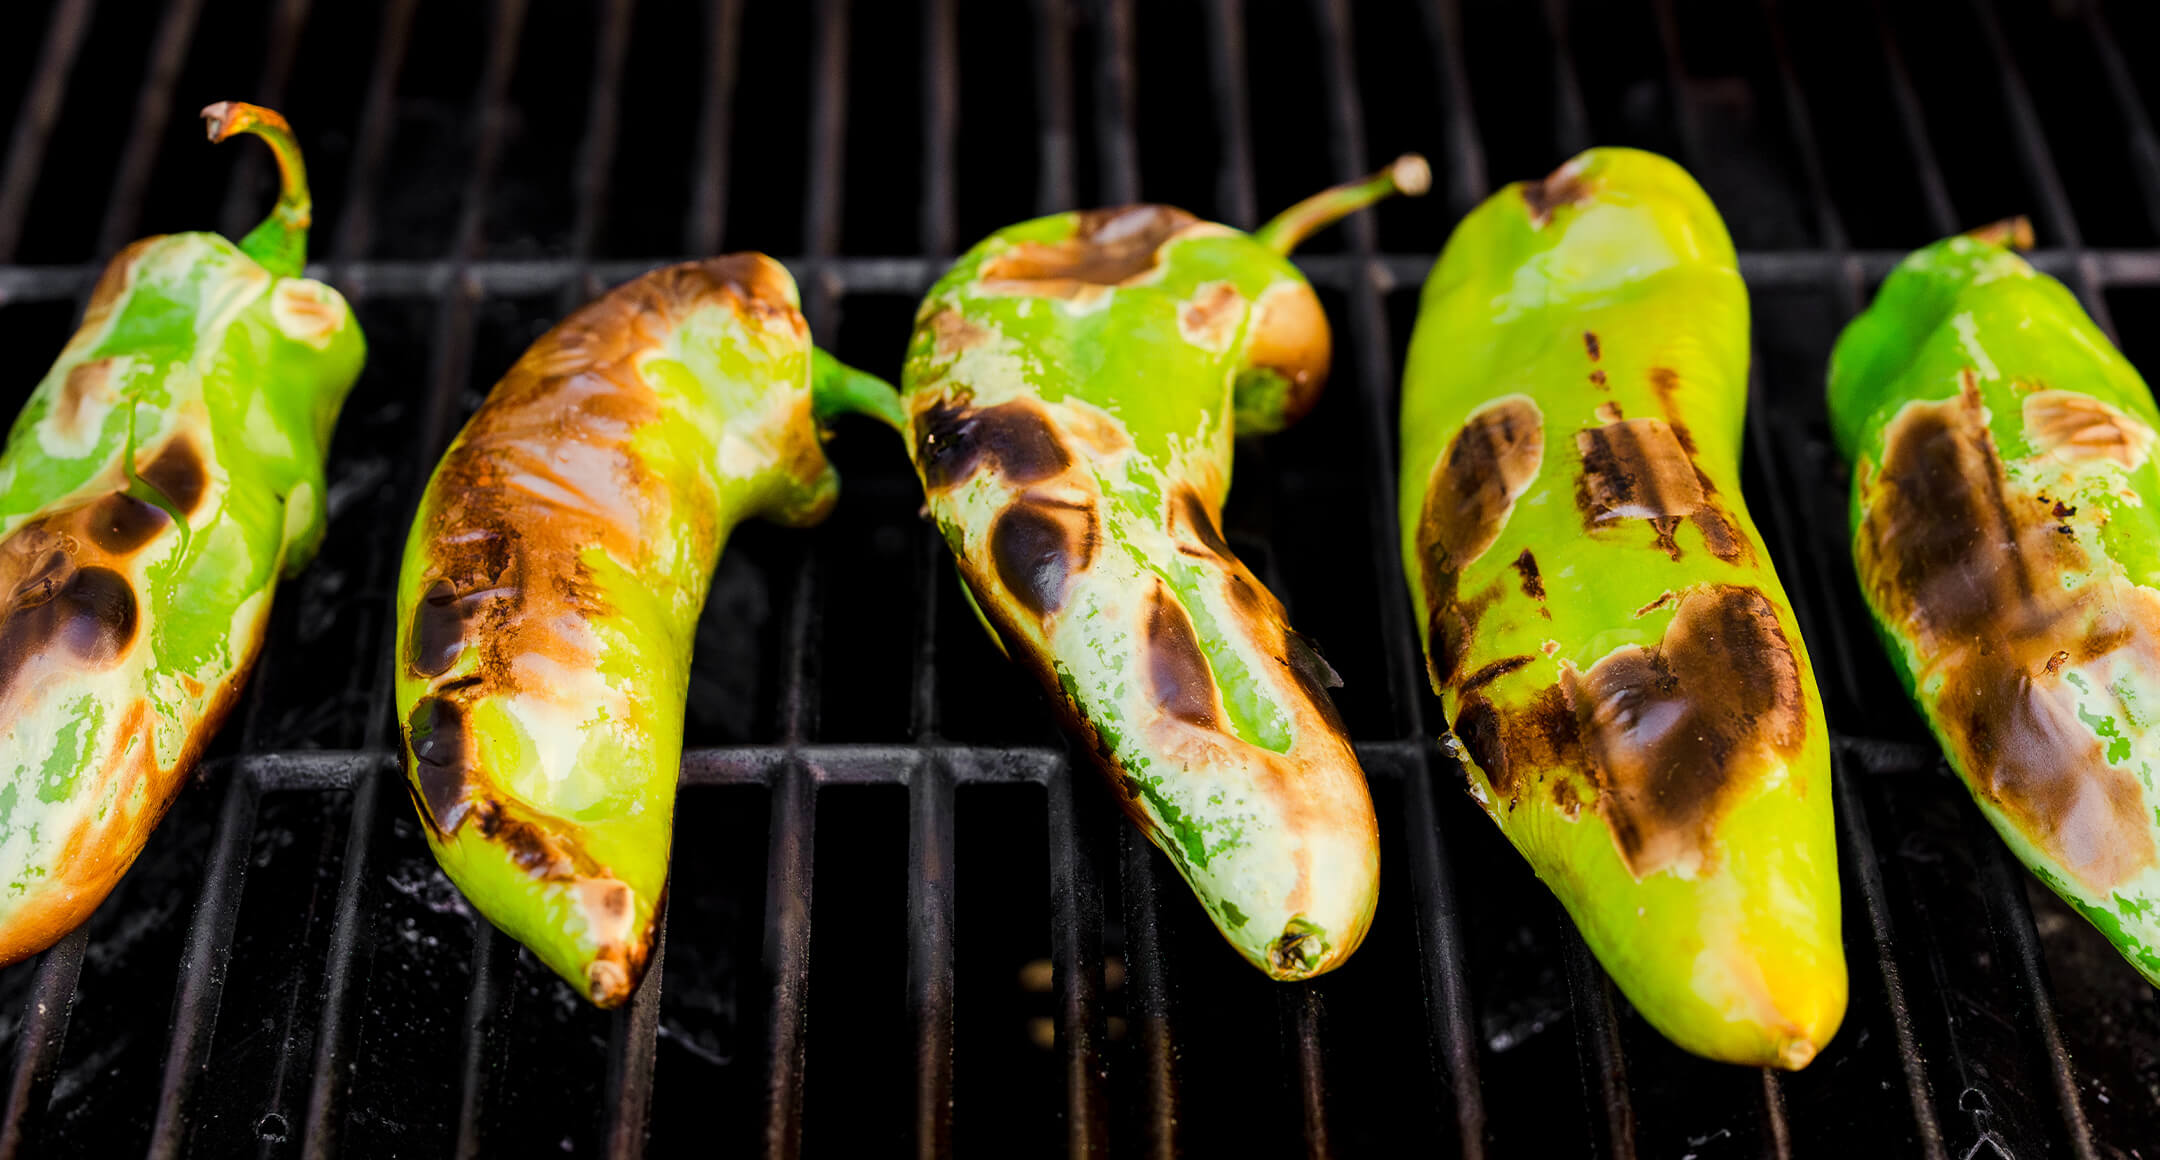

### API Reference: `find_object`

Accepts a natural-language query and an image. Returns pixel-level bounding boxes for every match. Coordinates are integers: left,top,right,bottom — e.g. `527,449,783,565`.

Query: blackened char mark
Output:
1145,585,1219,730
991,496,1097,616
0,561,139,698
87,494,168,554
1417,398,1544,688
916,400,1072,491
140,438,206,514
408,696,471,833
1511,549,1546,602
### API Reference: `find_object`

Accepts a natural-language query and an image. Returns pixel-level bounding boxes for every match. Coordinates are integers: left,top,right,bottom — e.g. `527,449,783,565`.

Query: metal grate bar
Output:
1832,763,1949,1160
1203,0,1257,229
602,913,666,1159
326,0,419,270
1419,0,1487,216
564,0,639,305
1285,985,1331,1155
1867,0,1958,237
0,926,87,1159
687,0,744,255
0,0,96,262
1973,831,2100,1159
1540,0,1592,157
1045,761,1110,1159
908,756,957,1158
760,759,816,1159
1760,1070,1792,1159
1561,923,1635,1160
1035,0,1075,213
145,765,263,1160
1310,0,1494,1153
1094,0,1140,205
922,0,958,255
2082,1,2160,237
803,0,849,267
1117,827,1179,1158
7,244,2160,306
452,916,510,1160
1965,0,2114,338
93,0,206,256
215,0,313,242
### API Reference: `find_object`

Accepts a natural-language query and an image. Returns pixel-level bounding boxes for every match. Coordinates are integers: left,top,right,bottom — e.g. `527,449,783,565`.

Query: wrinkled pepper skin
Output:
900,159,1427,979
395,255,899,1006
0,103,362,963
1400,149,1844,1068
1829,221,2160,985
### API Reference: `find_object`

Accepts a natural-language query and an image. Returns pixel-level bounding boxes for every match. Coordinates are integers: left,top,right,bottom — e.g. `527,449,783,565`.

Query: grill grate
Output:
0,0,2154,1156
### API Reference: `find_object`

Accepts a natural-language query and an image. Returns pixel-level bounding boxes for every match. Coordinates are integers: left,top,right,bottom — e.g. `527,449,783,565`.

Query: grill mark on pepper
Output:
1522,158,1591,227
53,360,117,444
1146,584,1219,729
916,399,1072,491
1179,282,1246,351
1584,331,1602,361
1418,397,1544,686
980,205,1201,295
1180,488,1234,559
1576,418,1704,522
2022,388,2157,469
1647,367,1699,456
1855,375,2159,892
140,438,206,514
1461,655,1533,695
1452,585,1807,876
991,495,1096,616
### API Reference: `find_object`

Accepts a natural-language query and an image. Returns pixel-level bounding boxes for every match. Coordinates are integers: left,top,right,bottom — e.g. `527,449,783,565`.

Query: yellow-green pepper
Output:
1400,148,1844,1068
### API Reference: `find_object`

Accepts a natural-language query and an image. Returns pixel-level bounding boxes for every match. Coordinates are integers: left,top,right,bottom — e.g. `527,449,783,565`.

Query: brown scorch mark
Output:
1584,331,1602,361
1511,549,1547,602
1179,282,1246,351
1418,397,1545,687
1146,584,1220,729
1855,374,2159,892
1577,418,1704,521
980,205,1202,296
1451,584,1808,878
53,360,117,444
2022,389,2157,469
929,308,992,357
1521,158,1592,227
140,438,206,514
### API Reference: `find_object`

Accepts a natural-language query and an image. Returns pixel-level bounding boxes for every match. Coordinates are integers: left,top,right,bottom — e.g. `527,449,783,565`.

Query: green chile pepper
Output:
0,103,363,963
1829,218,2160,985
1399,149,1844,1068
394,255,899,1007
899,157,1428,979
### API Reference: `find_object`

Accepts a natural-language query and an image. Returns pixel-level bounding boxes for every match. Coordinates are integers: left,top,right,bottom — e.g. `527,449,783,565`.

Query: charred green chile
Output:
1400,148,1844,1068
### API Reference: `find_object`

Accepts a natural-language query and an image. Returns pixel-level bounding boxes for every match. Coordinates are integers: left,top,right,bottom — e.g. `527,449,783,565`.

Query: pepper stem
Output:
201,101,311,277
1254,153,1431,256
1964,216,2035,251
811,347,906,432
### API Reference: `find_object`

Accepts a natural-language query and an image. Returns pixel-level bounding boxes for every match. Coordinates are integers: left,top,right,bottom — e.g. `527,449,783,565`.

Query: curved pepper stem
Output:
1964,215,2035,251
201,101,311,278
1254,153,1430,256
811,346,905,431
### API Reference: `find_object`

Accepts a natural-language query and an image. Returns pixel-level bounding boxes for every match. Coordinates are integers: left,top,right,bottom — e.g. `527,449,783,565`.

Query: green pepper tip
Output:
201,100,312,278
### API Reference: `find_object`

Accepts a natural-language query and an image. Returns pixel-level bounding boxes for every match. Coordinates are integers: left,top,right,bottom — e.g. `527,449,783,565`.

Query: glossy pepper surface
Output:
899,157,1427,979
395,255,900,1006
0,102,363,963
1399,149,1844,1068
1829,219,2160,986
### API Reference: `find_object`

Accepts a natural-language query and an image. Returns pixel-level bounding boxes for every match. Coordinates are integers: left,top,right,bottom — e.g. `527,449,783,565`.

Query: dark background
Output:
0,0,2154,1156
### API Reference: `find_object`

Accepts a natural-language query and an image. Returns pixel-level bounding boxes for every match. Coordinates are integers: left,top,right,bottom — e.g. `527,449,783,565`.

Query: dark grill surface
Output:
0,0,2156,1156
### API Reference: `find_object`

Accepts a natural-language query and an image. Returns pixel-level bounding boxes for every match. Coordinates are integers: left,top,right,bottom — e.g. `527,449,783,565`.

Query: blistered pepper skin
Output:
1829,222,2160,986
900,160,1425,980
395,255,898,1007
1400,149,1844,1068
0,103,363,964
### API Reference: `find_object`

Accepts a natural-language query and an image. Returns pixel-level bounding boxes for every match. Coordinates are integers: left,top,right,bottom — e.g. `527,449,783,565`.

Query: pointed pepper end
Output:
1963,215,2036,252
587,959,634,1008
1774,1035,1819,1072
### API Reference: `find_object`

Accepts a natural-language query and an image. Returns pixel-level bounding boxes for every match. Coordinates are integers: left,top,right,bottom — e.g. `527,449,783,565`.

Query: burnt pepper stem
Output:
811,346,905,431
1253,153,1430,256
201,100,312,277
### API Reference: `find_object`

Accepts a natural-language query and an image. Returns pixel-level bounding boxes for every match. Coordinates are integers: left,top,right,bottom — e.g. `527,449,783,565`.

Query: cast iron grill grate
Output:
0,0,2154,1156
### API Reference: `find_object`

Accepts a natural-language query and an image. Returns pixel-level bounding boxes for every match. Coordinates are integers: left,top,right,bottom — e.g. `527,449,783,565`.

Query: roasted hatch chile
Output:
1399,149,1845,1068
0,102,363,963
899,156,1428,980
395,255,900,1007
1829,218,2160,985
